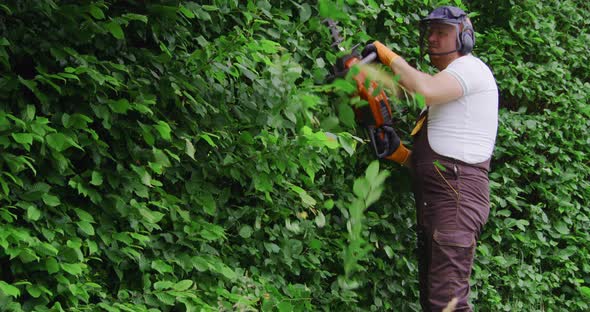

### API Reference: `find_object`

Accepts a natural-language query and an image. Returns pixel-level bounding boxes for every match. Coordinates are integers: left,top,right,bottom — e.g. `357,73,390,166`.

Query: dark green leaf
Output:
338,102,356,128
239,225,253,238
433,160,446,172
0,281,19,297
89,5,105,19
90,171,103,186
11,133,33,146
151,260,173,274
105,21,124,39
172,280,193,291
300,3,312,23
26,205,41,221
61,263,84,276
154,121,172,141
353,178,369,198
108,99,130,114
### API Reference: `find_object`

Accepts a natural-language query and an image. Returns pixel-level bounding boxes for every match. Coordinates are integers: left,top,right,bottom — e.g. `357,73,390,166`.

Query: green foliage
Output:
340,161,390,290
0,0,589,311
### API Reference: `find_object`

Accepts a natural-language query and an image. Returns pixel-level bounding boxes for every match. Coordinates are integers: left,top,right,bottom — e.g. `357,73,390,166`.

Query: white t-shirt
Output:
427,54,498,164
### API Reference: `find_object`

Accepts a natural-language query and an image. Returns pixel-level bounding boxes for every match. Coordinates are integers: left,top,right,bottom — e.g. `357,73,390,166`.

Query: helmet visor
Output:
419,21,461,56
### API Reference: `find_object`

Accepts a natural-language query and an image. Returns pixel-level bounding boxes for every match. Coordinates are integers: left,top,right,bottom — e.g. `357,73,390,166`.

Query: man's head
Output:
419,6,475,58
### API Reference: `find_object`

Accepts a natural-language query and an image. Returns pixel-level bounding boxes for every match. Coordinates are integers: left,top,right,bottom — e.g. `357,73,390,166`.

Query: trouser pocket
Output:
429,229,476,311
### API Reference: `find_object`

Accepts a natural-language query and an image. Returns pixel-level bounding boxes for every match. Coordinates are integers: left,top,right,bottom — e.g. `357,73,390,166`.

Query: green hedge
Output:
0,0,589,311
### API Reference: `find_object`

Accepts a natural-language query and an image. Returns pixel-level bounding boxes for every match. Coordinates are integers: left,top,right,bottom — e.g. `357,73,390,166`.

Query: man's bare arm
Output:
390,57,463,106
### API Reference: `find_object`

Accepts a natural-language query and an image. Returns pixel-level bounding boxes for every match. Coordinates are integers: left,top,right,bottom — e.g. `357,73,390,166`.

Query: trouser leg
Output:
416,227,430,312
414,160,488,311
428,229,476,311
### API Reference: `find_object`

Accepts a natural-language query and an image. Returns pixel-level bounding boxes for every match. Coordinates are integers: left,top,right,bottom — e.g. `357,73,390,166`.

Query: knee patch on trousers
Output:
429,229,476,310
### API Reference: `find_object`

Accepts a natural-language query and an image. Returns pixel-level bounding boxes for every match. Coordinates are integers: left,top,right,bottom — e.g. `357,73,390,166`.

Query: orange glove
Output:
374,126,410,166
362,41,400,66
374,41,400,66
385,143,411,165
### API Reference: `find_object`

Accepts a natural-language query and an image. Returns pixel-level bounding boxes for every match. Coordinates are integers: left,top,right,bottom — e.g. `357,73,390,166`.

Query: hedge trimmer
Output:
323,19,400,159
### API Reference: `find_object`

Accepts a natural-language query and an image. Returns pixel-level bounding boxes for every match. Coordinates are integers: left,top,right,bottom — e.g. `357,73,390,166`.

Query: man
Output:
362,6,498,311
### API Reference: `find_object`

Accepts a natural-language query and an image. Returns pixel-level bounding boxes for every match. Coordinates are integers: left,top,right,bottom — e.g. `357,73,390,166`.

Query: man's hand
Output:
362,41,400,67
375,126,411,166
361,43,377,60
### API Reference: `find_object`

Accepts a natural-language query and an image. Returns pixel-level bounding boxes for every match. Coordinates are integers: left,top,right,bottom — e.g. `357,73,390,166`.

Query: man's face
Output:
426,22,458,55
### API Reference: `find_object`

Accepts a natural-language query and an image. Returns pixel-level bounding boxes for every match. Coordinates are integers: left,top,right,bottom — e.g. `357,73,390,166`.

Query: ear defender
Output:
458,18,475,54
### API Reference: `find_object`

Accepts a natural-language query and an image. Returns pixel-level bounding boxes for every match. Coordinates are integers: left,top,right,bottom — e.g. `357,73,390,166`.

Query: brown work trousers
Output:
411,114,491,312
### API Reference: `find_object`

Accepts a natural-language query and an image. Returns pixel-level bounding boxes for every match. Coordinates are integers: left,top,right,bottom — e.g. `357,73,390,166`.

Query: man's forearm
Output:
389,57,462,106
390,57,434,96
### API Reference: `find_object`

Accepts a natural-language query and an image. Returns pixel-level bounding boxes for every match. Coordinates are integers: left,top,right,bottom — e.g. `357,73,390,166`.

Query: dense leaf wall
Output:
0,0,589,311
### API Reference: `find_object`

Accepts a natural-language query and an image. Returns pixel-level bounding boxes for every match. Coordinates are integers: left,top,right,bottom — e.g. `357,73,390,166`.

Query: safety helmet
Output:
419,6,475,56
